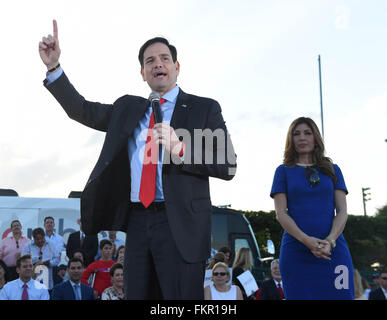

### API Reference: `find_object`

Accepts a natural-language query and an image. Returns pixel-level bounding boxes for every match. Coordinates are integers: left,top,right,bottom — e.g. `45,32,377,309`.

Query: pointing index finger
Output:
53,19,58,39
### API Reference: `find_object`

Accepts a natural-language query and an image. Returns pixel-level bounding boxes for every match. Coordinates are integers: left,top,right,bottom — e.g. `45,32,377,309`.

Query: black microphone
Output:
149,92,163,123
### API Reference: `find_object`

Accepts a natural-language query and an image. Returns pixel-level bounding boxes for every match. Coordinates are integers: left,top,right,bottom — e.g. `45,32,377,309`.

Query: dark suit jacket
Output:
258,279,282,300
45,72,236,263
368,287,386,300
66,231,98,265
51,280,95,300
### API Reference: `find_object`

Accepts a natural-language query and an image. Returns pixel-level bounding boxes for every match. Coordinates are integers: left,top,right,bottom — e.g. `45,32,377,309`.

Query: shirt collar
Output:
17,278,34,288
274,280,283,287
161,85,179,104
69,280,81,287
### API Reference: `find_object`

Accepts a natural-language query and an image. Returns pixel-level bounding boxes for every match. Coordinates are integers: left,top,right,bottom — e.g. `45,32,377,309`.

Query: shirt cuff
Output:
46,67,63,84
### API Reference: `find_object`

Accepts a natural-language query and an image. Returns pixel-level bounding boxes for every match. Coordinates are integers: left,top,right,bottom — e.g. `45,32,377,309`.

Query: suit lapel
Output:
170,89,191,130
162,89,191,166
121,99,149,137
65,281,76,300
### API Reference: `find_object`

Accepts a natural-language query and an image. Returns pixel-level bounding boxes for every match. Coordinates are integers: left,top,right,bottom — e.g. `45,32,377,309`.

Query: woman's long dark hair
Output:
283,117,337,185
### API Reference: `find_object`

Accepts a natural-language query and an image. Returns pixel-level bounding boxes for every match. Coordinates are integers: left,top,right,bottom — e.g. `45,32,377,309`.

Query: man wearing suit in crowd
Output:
256,259,284,300
369,270,387,300
52,258,95,300
39,20,236,300
66,219,98,266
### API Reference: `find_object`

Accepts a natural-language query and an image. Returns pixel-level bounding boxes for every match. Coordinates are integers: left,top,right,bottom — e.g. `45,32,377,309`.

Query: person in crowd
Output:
51,257,94,300
0,260,10,291
95,231,125,261
101,263,124,300
353,269,367,300
204,262,243,300
0,254,50,300
368,269,387,300
53,264,67,286
66,219,98,266
256,259,284,300
81,240,115,299
0,220,31,280
44,216,64,259
218,246,232,266
232,247,253,299
371,272,381,289
362,276,371,299
270,117,354,300
115,245,125,264
22,227,60,290
71,249,88,266
39,20,236,300
206,252,226,270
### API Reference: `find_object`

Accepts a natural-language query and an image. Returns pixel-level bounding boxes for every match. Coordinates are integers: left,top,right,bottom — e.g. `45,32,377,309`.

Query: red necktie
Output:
277,283,284,299
22,283,29,300
139,98,165,208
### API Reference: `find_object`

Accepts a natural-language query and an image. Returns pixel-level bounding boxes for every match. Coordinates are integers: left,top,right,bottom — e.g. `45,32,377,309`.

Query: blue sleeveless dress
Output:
270,164,354,300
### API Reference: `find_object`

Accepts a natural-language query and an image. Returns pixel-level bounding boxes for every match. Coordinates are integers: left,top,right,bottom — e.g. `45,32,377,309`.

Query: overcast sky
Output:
0,0,386,216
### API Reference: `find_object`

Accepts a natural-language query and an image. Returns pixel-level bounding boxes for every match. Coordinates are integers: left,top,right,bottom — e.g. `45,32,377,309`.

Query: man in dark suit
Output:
369,270,387,300
52,258,95,300
256,259,284,300
39,20,236,300
66,220,98,266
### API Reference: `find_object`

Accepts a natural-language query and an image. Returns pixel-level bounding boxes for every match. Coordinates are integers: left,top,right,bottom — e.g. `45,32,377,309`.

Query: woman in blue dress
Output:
270,117,354,300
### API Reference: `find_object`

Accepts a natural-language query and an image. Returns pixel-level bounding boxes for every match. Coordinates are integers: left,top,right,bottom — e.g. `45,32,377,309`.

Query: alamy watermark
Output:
334,265,349,290
140,127,237,176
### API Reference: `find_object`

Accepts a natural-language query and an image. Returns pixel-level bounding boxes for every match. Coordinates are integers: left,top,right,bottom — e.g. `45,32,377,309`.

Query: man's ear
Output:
175,61,180,77
140,68,146,81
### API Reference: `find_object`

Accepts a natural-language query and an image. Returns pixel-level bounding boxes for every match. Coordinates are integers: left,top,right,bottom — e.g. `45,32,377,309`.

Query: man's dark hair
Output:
138,37,177,67
10,220,21,228
68,257,84,269
32,227,45,238
16,254,31,268
99,239,113,250
44,216,55,223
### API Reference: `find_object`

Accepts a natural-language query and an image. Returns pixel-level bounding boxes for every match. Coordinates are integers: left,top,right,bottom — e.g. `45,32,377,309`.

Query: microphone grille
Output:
149,91,161,101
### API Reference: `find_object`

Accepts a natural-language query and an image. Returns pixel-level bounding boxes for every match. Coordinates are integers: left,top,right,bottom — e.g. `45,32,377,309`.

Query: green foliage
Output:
375,203,387,217
242,210,283,260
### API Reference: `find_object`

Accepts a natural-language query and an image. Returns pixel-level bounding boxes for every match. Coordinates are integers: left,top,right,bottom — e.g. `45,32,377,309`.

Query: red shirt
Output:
81,259,115,297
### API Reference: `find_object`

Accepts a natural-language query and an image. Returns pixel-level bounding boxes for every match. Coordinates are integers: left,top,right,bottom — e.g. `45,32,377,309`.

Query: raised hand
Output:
39,19,61,70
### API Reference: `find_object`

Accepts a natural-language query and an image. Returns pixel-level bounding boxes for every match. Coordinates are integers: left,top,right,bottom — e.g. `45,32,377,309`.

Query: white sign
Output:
236,270,258,297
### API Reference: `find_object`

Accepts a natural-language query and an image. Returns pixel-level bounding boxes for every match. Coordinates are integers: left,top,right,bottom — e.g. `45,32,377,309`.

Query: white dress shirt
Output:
0,278,50,300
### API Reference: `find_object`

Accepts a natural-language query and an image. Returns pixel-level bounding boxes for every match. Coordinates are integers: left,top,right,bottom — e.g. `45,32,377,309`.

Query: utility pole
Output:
362,187,371,216
318,55,325,140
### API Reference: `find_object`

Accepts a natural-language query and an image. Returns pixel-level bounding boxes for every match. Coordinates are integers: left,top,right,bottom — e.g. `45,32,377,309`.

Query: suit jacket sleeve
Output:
44,71,113,132
181,99,236,181
51,284,64,300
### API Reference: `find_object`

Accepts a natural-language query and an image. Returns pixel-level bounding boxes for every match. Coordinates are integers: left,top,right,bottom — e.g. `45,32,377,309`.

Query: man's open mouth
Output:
154,72,167,78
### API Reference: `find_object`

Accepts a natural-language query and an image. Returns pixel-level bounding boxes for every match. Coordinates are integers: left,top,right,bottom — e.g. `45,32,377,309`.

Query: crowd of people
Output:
0,217,126,300
1,216,386,300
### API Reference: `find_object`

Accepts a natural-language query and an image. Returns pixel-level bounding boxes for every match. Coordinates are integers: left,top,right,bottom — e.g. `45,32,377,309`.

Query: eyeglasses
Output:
381,277,387,280
306,167,320,188
213,272,227,277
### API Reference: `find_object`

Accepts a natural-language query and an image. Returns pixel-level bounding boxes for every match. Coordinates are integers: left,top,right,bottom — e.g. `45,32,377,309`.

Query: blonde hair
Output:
232,247,252,271
354,269,365,299
283,117,336,185
212,262,231,282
